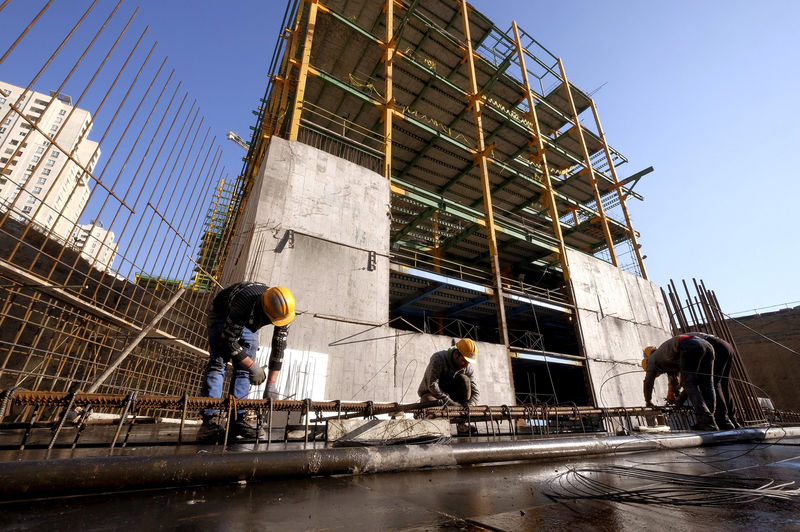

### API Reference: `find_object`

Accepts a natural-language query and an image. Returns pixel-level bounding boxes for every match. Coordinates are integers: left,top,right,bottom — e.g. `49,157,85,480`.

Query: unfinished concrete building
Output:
3,2,800,524
226,0,671,408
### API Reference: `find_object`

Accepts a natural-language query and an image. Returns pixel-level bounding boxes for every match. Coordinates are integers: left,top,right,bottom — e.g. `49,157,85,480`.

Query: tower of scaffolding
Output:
234,0,652,404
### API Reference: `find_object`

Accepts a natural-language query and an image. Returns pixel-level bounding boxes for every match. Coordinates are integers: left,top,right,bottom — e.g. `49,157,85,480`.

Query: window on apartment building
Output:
55,117,63,124
42,169,50,175
3,149,12,154
0,158,7,164
36,148,44,156
33,187,41,194
50,125,58,132
47,215,53,225
37,177,46,184
0,97,6,104
59,109,66,116
51,151,59,158
19,131,26,136
3,119,10,125
45,159,54,167
32,156,40,163
22,206,32,214
0,178,6,184
0,127,6,134
10,140,18,145
26,196,35,204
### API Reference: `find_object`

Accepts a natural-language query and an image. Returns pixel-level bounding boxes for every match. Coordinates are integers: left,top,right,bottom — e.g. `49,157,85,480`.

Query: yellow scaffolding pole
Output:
382,0,394,180
265,3,305,141
460,0,509,348
512,21,571,283
288,0,319,141
588,99,648,279
557,58,618,267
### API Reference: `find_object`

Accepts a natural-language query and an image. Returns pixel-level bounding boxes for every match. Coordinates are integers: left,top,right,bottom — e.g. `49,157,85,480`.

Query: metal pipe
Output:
0,427,797,500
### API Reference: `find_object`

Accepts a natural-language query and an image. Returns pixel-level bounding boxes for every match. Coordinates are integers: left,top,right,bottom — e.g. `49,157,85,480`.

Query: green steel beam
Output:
391,205,436,245
392,177,560,253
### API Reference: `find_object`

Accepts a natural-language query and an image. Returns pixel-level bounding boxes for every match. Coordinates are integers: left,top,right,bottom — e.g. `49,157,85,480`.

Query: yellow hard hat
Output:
261,286,296,326
456,338,478,364
641,345,656,371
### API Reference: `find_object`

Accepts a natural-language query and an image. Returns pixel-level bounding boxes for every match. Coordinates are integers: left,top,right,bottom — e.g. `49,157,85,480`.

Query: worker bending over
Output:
199,282,295,440
418,338,479,407
685,332,737,429
642,334,717,431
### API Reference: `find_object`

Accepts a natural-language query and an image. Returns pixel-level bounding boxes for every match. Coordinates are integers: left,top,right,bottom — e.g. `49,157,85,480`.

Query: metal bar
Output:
382,0,394,180
85,288,187,393
512,21,570,283
460,0,508,348
288,0,319,140
588,98,647,277
0,0,54,65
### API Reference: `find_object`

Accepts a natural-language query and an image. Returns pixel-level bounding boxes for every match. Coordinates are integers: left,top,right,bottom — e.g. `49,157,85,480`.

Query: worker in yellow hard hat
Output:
199,282,296,441
418,338,479,408
641,334,717,431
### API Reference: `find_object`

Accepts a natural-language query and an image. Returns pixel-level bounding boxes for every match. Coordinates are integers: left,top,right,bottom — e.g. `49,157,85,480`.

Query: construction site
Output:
1,0,799,529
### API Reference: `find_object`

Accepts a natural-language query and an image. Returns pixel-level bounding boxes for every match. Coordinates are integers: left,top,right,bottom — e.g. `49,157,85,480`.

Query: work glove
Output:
265,381,280,400
237,356,266,385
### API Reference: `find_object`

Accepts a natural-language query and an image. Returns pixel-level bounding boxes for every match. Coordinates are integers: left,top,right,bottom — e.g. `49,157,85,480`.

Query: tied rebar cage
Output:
0,1,243,406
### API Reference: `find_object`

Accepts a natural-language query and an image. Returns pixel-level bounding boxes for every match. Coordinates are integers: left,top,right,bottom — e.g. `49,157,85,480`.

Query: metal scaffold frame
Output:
244,0,650,363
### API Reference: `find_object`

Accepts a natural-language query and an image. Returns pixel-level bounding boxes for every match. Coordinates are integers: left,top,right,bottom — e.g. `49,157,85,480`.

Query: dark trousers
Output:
706,337,735,426
679,336,716,425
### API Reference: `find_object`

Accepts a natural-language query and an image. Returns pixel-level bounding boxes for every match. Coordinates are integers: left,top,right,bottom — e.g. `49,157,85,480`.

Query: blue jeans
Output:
201,319,259,419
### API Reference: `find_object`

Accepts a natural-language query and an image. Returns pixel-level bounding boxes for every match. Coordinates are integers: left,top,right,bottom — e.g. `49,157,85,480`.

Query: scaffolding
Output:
242,0,650,397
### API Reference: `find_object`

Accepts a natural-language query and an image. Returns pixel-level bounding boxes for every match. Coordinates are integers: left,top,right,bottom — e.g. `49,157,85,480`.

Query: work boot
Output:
197,414,226,443
231,413,266,440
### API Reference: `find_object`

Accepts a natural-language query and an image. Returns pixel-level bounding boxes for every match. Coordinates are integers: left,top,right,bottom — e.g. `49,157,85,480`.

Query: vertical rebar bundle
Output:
661,279,765,425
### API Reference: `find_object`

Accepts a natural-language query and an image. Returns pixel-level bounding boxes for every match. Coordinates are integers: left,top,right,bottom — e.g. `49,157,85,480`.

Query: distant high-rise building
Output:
70,221,118,272
0,80,115,270
0,81,99,237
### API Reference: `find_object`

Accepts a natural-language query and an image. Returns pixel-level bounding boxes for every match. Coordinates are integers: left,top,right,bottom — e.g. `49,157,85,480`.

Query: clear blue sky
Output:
3,1,798,316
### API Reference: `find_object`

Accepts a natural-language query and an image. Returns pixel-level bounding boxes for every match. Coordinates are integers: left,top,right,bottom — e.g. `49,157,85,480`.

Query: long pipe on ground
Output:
1,427,798,500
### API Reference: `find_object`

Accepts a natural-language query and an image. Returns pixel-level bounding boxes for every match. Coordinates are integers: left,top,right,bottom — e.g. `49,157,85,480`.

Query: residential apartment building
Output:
0,80,115,269
70,221,118,272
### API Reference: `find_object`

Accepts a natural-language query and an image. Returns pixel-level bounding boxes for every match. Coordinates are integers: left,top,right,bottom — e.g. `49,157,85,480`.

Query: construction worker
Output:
685,332,737,429
642,334,717,431
198,282,295,441
418,338,479,407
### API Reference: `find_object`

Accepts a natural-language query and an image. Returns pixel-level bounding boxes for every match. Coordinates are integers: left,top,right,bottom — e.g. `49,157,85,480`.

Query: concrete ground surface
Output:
2,437,799,531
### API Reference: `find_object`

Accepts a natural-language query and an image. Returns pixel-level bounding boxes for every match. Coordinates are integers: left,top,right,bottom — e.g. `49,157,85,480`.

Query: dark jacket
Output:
208,282,289,363
418,347,479,406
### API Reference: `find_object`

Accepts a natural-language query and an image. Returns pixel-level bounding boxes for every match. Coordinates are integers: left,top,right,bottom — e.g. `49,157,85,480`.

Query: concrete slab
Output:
3,439,798,530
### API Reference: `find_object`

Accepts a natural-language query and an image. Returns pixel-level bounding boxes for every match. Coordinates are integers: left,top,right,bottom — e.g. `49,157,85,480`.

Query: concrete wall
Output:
727,307,800,411
222,138,514,405
250,316,514,404
567,250,673,407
